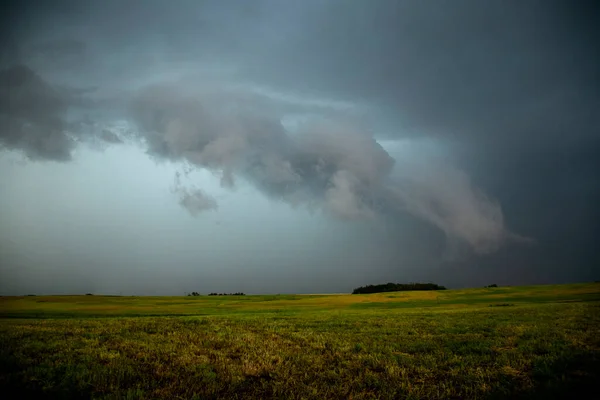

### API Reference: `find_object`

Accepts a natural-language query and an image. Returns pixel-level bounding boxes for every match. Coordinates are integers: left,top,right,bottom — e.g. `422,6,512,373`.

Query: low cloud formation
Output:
171,170,218,216
0,65,72,161
388,159,530,255
0,61,521,255
99,129,123,144
129,80,517,253
176,188,218,216
0,64,123,158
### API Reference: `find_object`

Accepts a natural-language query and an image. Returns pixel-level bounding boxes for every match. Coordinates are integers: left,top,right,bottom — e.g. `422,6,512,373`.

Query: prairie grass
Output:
1,283,599,399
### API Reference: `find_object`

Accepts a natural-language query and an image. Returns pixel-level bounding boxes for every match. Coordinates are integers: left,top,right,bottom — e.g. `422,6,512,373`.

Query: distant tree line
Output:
485,284,498,288
186,292,246,296
208,292,245,296
352,282,446,294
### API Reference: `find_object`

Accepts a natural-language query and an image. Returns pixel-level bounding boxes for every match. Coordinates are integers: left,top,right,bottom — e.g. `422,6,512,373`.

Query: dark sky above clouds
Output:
1,0,598,294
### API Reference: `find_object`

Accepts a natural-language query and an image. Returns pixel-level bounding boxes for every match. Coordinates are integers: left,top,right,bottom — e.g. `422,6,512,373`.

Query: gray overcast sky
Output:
1,0,598,295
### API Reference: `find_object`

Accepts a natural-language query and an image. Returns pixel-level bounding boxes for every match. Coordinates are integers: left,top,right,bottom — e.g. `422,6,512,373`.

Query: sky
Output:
1,0,598,295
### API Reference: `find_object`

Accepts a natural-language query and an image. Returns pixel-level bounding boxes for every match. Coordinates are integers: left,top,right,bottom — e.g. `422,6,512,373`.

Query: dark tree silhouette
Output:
208,292,245,296
352,282,446,294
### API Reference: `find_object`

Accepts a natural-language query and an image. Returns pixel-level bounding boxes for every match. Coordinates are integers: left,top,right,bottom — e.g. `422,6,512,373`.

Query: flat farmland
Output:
1,283,599,399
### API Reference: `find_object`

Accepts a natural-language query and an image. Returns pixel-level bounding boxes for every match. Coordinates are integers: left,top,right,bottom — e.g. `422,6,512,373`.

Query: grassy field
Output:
1,283,599,399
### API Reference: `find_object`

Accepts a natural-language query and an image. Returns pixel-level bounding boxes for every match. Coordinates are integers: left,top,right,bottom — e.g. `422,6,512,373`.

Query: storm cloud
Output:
125,78,516,253
0,65,72,161
1,0,598,294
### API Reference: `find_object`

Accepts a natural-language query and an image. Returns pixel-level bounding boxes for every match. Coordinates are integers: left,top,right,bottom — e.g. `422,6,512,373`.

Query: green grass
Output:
1,283,599,399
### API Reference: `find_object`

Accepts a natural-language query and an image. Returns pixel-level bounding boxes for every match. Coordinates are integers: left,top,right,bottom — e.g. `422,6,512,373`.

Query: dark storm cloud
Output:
0,63,121,159
128,79,516,253
233,0,600,269
99,129,123,144
1,1,598,274
0,65,72,161
24,38,87,73
244,0,600,146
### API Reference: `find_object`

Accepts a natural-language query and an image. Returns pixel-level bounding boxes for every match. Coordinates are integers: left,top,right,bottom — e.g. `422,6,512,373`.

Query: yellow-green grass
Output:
1,283,599,399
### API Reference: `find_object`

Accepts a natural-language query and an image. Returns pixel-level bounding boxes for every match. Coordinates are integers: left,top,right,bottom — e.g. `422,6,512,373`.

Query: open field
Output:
1,283,599,399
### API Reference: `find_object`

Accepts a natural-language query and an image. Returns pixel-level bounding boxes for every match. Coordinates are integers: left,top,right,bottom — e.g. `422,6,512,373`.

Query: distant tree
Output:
352,282,446,294
486,284,498,288
207,292,245,296
85,293,93,296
